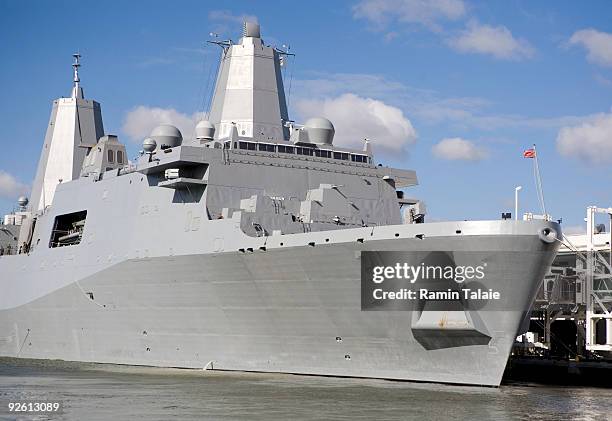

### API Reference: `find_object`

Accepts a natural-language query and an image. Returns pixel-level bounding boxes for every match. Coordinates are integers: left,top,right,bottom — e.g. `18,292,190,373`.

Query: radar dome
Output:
195,120,215,141
142,137,157,153
17,196,28,207
304,117,335,145
150,124,183,149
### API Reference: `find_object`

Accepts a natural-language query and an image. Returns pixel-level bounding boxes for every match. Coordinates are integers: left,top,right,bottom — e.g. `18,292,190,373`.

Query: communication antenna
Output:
71,52,84,99
72,53,81,87
274,45,296,111
207,32,233,52
142,138,157,162
17,196,29,211
204,31,232,114
280,44,291,67
274,44,294,57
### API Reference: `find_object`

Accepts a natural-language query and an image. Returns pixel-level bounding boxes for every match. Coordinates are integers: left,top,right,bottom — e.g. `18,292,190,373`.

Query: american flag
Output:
523,148,536,158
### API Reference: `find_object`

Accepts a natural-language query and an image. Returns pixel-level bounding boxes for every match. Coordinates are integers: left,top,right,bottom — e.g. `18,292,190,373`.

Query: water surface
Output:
1,358,610,420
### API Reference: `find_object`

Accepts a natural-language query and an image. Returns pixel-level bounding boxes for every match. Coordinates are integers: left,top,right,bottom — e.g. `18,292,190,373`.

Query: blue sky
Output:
1,0,612,231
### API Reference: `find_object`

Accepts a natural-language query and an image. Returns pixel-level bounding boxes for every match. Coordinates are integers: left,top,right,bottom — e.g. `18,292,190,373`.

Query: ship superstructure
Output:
0,23,561,386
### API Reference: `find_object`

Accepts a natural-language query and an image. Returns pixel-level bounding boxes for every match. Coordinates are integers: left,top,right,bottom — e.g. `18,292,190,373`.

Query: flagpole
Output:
532,143,547,217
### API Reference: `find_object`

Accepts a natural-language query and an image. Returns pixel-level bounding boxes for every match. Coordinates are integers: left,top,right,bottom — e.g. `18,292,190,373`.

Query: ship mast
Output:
207,22,289,142
29,53,104,212
71,53,84,99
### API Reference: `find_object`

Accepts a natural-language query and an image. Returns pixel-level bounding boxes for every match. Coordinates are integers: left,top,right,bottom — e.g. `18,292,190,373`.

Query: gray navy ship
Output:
0,22,561,386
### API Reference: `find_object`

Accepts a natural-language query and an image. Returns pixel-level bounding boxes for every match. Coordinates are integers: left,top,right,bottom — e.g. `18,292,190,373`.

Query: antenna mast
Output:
71,53,84,99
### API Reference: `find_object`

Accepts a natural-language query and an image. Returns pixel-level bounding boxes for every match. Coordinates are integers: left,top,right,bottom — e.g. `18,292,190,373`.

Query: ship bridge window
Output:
49,210,87,248
278,145,294,154
107,149,114,163
239,141,256,151
351,154,367,163
259,143,276,152
117,150,124,164
296,147,314,156
333,152,349,161
315,149,331,158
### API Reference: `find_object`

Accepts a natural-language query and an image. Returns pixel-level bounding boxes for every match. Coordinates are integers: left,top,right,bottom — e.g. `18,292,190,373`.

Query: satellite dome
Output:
304,117,335,145
150,124,183,149
195,120,215,141
142,137,157,153
17,196,28,207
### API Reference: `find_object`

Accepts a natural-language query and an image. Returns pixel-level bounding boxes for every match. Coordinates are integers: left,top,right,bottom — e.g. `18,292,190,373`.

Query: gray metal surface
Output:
29,59,104,212
208,22,289,142
0,232,556,387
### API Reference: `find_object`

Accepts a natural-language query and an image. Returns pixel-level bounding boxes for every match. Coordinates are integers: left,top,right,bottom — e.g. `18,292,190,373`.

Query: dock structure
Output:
517,206,612,359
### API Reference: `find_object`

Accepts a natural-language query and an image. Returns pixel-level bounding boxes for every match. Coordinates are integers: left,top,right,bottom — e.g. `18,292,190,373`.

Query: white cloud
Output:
556,112,612,163
432,137,488,161
353,0,466,31
295,93,417,155
292,72,587,132
122,106,205,143
569,28,612,67
0,171,28,200
292,72,491,125
448,21,535,60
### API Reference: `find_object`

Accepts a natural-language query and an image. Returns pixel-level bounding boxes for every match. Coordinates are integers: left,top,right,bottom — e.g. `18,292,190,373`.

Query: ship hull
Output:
0,231,557,386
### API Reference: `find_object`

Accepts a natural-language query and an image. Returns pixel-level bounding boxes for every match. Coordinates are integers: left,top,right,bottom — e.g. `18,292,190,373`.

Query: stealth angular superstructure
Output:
0,23,560,386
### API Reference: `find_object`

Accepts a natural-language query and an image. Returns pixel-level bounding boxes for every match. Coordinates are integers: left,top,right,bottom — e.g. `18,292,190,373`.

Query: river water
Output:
0,358,610,420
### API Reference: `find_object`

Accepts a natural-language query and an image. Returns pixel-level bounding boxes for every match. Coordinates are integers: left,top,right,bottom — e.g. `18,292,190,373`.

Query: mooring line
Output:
17,328,30,357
